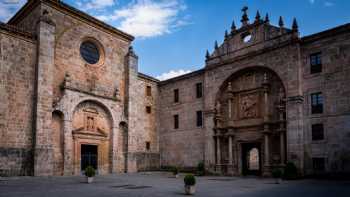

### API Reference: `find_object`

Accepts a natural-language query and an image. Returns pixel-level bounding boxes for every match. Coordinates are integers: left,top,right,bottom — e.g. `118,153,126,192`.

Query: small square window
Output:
146,141,151,151
174,114,179,129
146,86,152,96
312,124,324,141
146,106,152,114
313,158,325,172
310,52,322,74
174,89,179,103
311,92,323,114
196,83,203,98
196,111,203,127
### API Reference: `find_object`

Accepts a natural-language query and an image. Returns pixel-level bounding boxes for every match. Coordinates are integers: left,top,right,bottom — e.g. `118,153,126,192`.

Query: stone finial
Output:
214,40,219,50
39,9,55,26
127,46,138,58
255,10,261,23
224,30,229,40
292,17,298,31
278,16,284,27
231,20,236,33
241,6,249,26
206,50,210,60
264,13,270,23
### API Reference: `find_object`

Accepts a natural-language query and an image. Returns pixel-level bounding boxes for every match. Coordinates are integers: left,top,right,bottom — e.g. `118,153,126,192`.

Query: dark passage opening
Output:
81,144,98,172
242,143,261,176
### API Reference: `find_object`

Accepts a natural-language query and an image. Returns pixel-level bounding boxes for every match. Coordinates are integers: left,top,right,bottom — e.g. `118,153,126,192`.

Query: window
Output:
196,83,203,98
146,86,152,96
196,111,203,127
313,158,325,172
80,41,100,64
174,89,179,103
174,115,179,129
311,92,323,114
146,142,151,151
312,124,324,141
146,106,152,114
310,52,322,74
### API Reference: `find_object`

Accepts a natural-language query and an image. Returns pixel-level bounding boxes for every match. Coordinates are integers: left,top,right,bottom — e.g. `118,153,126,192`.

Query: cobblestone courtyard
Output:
0,172,349,197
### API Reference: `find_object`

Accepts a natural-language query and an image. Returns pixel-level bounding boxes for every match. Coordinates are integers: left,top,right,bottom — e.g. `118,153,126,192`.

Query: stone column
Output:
228,136,233,164
33,12,56,176
216,136,221,171
280,132,285,165
63,119,73,175
228,99,232,119
264,134,270,166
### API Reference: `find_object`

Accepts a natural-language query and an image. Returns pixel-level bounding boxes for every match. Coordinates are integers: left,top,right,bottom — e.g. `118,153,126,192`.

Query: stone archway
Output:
213,67,286,176
71,100,113,175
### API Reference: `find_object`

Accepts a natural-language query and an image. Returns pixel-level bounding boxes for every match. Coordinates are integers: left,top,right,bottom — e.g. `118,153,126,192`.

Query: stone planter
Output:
185,185,195,195
175,174,179,178
87,177,94,184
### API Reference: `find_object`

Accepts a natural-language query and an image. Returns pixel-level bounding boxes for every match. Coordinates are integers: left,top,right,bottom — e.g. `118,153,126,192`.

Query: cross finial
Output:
242,6,248,13
241,6,249,26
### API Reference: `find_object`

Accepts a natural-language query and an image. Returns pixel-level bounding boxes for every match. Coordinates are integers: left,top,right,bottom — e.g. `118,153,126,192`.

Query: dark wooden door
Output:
81,144,98,171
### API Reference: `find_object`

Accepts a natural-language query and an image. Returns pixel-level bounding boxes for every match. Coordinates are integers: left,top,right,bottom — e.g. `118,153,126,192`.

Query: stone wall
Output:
0,30,36,176
158,71,205,168
301,27,350,175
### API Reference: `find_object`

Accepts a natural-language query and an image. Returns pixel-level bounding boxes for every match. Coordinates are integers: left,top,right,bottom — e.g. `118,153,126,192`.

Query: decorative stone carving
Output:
239,93,258,119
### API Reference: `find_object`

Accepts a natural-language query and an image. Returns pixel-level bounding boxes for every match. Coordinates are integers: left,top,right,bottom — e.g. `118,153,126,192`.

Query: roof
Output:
0,22,35,40
7,0,134,42
158,69,205,85
301,23,350,43
138,72,160,83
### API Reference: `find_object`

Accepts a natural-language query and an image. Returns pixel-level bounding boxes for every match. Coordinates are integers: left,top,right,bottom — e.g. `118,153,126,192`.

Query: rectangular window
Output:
196,111,203,127
146,106,152,114
174,114,179,129
312,124,324,141
146,86,152,96
311,92,323,114
196,83,203,98
310,52,322,74
174,89,179,103
313,158,325,172
146,141,150,151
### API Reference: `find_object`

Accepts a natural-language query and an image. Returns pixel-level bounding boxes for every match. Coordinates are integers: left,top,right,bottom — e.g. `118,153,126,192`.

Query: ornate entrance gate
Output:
242,143,261,175
81,144,98,171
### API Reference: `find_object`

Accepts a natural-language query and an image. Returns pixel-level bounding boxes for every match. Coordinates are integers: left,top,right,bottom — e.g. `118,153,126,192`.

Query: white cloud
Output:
156,69,191,81
0,0,26,22
97,0,189,38
324,1,334,7
80,0,116,11
309,0,315,4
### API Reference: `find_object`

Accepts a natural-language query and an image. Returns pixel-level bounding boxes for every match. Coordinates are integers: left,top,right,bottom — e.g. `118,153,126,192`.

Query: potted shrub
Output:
271,168,282,184
283,162,298,180
196,161,205,176
184,174,196,195
171,166,179,178
85,166,96,183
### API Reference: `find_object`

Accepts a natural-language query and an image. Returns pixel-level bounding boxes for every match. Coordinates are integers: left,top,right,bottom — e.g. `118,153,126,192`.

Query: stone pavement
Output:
0,172,349,197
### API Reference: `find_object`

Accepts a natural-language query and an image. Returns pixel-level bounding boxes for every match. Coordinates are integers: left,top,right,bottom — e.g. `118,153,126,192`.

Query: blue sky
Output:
1,0,349,80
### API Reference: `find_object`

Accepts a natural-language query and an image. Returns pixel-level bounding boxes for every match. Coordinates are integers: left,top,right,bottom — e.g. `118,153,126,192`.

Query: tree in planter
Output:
271,168,283,184
283,162,298,180
85,166,96,183
171,166,179,178
184,174,196,195
196,161,205,176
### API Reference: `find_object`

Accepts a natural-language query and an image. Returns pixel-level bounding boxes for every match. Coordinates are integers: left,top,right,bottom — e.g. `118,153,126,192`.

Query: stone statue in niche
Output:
239,93,258,119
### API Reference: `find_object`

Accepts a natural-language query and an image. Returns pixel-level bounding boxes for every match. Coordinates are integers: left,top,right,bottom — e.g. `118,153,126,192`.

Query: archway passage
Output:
242,144,261,175
213,67,286,176
81,144,98,171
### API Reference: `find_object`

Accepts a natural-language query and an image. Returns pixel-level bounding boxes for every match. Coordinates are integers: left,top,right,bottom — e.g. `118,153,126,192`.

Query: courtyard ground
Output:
0,172,349,197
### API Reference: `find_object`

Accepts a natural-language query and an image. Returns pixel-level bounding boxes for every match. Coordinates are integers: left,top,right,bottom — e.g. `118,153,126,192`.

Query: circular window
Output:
80,41,100,64
243,34,252,43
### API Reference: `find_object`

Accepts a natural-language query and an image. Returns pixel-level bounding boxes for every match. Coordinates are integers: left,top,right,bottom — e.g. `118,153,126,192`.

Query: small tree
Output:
85,166,96,177
272,168,282,184
171,166,179,175
283,162,298,180
196,161,205,176
184,174,196,186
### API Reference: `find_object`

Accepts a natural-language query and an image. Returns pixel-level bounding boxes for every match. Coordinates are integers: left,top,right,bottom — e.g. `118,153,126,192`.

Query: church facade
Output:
1,0,350,177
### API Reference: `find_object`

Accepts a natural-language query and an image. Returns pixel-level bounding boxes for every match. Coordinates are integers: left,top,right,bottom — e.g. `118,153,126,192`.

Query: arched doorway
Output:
71,100,113,175
213,67,286,176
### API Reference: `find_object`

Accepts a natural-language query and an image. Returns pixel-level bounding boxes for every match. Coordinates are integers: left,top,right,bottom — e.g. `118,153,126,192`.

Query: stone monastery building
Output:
1,0,350,177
